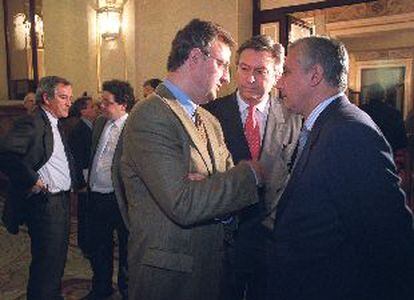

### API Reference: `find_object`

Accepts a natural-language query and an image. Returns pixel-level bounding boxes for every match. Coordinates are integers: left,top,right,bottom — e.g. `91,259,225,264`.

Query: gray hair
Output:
290,36,349,91
36,76,71,104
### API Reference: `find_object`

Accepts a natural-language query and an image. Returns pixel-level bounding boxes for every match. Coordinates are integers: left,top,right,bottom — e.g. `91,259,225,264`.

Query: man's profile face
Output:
24,92,36,112
276,48,310,116
44,84,72,118
236,49,279,105
81,100,98,122
100,90,126,120
194,39,231,104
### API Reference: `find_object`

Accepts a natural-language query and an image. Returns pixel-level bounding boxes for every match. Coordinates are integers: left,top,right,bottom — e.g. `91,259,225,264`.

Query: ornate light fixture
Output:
97,0,125,40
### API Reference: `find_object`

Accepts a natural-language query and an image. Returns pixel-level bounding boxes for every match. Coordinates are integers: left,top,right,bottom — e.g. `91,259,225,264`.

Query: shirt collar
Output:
112,113,128,129
163,79,198,118
81,117,93,129
304,92,344,131
236,90,270,115
41,106,59,127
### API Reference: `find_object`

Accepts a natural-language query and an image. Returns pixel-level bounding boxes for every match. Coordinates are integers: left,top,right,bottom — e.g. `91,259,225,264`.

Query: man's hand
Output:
187,173,206,181
31,179,47,193
247,160,266,187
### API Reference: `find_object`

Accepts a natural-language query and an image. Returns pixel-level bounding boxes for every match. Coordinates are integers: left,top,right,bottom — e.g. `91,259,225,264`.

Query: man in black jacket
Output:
0,76,78,300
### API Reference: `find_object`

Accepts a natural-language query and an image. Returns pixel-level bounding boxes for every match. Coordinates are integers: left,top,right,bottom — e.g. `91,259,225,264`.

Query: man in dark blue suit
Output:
266,36,414,300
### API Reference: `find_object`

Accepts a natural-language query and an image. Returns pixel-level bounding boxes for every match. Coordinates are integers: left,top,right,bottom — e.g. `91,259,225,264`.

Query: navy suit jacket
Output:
267,95,414,300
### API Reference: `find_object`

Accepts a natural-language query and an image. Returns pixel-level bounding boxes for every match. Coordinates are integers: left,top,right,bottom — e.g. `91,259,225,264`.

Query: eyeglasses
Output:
101,99,117,106
204,52,230,72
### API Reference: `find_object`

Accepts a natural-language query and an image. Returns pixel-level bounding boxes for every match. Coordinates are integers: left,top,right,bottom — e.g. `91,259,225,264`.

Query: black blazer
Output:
0,108,76,234
267,95,414,300
68,119,93,188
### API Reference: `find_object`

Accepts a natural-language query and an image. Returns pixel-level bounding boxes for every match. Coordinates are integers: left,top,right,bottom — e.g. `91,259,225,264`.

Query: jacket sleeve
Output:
0,117,39,190
122,100,259,227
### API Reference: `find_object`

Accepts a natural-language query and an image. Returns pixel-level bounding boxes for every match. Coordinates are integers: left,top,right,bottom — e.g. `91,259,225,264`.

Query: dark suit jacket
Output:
68,119,92,188
267,95,414,300
122,84,260,300
0,108,76,234
89,115,129,229
204,92,301,226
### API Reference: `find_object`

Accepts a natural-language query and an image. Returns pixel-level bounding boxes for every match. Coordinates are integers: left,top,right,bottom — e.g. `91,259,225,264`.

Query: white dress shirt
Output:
37,108,71,193
89,114,128,193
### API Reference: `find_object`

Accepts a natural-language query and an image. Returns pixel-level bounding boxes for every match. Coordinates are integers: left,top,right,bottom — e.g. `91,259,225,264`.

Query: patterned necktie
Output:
244,105,261,160
297,126,310,158
99,122,119,166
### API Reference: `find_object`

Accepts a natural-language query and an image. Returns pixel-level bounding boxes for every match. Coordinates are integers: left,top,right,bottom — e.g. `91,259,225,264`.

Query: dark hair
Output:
367,83,386,102
69,96,92,118
143,78,162,89
167,18,235,72
102,80,135,112
236,35,284,66
36,76,71,104
290,36,349,91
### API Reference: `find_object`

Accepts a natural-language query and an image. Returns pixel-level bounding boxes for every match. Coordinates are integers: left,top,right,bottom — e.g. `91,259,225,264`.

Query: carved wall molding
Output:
352,48,414,61
326,12,414,38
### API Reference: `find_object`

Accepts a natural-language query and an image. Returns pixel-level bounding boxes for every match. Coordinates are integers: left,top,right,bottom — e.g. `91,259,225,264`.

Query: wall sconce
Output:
97,6,122,40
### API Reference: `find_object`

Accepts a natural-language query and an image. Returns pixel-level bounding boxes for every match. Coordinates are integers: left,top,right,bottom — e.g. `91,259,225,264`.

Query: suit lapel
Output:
90,117,107,160
158,85,213,174
38,109,54,160
262,98,286,152
224,94,251,161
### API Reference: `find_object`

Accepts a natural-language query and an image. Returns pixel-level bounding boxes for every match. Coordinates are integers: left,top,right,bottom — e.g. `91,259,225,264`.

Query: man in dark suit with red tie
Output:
205,35,301,300
0,76,77,300
266,36,414,300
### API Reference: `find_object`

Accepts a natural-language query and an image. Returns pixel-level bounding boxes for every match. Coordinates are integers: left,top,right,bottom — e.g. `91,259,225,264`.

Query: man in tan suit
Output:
121,19,263,300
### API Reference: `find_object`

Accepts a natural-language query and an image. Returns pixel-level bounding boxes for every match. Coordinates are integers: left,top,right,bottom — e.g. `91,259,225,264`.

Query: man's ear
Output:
309,64,324,87
188,48,204,67
42,92,50,105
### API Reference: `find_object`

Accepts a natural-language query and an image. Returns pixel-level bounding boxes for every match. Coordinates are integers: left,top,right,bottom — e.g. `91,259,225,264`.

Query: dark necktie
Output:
244,105,261,160
291,126,311,171
297,126,310,158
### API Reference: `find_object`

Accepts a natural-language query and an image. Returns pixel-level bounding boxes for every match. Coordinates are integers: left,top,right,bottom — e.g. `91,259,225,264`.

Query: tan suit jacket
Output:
121,84,259,300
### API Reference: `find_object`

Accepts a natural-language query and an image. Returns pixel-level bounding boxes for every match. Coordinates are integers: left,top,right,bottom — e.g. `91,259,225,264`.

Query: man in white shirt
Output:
86,80,134,300
0,76,76,300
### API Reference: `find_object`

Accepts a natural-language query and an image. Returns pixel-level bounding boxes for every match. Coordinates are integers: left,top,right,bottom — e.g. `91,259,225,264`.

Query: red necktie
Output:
244,105,261,160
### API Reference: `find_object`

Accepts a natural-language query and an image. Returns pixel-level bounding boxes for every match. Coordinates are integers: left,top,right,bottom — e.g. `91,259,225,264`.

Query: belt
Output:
48,190,70,197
